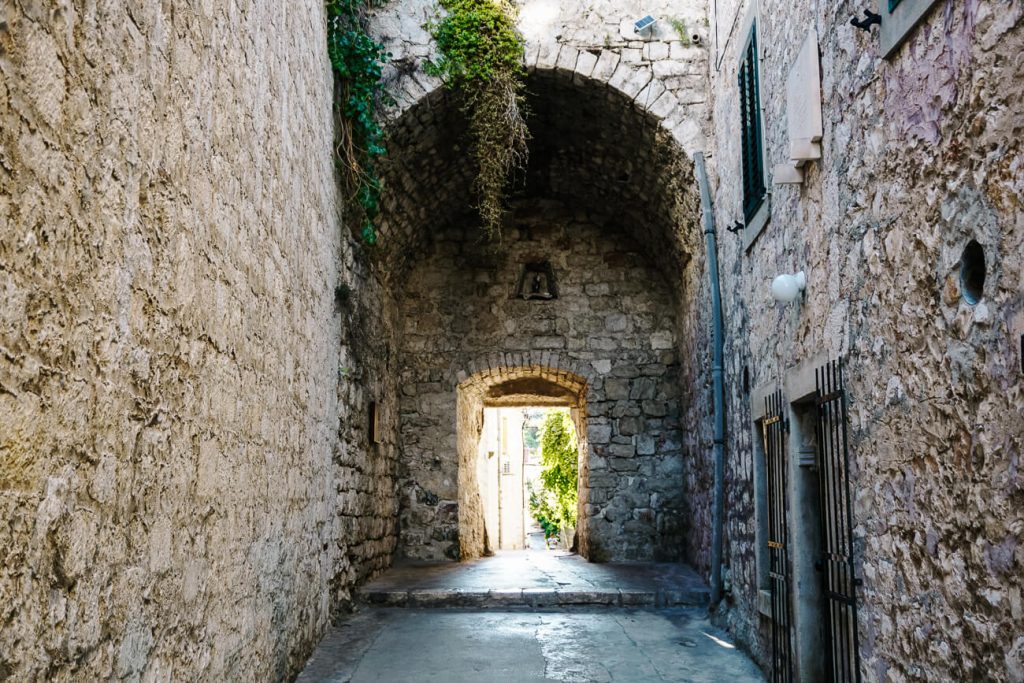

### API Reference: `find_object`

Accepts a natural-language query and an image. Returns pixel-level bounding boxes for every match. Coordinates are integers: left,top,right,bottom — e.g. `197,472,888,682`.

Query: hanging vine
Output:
426,0,528,240
326,0,389,244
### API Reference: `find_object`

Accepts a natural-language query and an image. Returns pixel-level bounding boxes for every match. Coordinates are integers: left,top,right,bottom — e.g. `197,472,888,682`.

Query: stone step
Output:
359,586,709,609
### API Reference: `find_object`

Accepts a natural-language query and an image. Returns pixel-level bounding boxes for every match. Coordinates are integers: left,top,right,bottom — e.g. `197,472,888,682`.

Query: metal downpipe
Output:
693,152,726,607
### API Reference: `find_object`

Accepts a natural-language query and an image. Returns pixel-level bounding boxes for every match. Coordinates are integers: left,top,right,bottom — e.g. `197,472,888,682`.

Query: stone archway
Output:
455,363,590,560
392,185,693,563
357,9,712,569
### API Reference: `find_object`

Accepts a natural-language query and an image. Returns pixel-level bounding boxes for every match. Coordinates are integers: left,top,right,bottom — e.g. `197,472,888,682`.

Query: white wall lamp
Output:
771,271,806,304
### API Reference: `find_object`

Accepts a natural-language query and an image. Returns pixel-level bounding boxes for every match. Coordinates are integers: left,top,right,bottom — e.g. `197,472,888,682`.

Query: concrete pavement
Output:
297,608,765,682
297,553,764,682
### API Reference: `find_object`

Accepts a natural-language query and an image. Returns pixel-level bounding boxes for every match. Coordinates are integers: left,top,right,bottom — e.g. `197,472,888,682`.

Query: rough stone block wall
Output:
706,0,1024,679
0,3,358,679
396,202,687,563
332,253,401,596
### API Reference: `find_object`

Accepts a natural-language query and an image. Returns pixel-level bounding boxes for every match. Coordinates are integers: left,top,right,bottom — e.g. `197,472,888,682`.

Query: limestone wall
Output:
370,0,713,155
396,202,688,563
706,0,1024,679
0,3,349,680
332,253,401,594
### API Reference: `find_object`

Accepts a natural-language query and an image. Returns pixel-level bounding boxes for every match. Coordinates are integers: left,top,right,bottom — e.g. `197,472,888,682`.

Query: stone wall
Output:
706,0,1024,680
331,251,401,595
0,2,353,680
372,0,713,156
395,202,688,563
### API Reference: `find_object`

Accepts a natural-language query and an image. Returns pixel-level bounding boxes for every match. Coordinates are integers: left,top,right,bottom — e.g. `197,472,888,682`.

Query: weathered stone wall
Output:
372,0,713,157
706,0,1024,679
332,251,401,595
0,3,361,680
396,202,687,563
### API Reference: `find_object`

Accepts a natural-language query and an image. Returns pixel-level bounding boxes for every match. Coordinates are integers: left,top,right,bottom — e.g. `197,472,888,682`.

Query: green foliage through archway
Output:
528,409,578,540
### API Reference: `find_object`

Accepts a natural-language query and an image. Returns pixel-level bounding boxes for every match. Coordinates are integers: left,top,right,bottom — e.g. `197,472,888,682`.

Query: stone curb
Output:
359,588,709,609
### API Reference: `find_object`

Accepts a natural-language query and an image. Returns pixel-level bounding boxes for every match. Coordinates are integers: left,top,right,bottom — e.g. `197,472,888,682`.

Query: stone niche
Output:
395,200,687,563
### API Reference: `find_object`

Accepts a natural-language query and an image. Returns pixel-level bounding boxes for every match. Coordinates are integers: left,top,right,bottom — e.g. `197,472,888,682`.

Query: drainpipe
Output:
693,152,726,607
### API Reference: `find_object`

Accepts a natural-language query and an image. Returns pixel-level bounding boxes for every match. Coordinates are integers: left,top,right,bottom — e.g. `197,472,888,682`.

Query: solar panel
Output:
634,15,656,32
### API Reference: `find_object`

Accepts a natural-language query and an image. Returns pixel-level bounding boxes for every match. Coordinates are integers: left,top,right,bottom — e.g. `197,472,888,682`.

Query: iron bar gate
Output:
815,359,862,683
763,390,792,683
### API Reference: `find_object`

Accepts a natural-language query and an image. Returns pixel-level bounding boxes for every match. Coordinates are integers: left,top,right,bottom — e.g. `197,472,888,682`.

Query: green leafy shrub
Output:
527,481,560,540
527,410,578,539
327,0,389,244
426,0,528,240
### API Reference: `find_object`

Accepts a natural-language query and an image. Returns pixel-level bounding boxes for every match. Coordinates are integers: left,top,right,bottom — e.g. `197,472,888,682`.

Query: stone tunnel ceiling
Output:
483,376,581,406
375,67,702,288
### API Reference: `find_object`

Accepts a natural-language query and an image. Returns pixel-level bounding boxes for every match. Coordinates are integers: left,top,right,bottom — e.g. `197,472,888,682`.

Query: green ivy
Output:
326,0,389,244
426,0,528,240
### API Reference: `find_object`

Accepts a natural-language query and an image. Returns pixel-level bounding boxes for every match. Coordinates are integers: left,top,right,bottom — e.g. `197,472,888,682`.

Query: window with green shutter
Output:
880,0,940,58
738,24,766,222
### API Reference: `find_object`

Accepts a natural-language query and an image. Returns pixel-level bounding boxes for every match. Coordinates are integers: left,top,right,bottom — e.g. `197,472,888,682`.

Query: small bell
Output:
518,262,557,301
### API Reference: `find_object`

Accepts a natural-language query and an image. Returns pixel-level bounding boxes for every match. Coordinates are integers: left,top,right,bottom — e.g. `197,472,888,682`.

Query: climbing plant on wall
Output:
426,0,528,240
326,0,389,244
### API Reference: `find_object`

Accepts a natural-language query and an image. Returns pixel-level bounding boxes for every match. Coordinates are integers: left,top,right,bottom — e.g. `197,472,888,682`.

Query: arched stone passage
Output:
455,364,590,559
372,63,705,283
371,62,706,564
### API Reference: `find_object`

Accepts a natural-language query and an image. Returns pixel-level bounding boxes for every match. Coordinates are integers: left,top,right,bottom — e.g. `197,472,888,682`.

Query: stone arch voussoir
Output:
456,354,593,400
380,51,706,156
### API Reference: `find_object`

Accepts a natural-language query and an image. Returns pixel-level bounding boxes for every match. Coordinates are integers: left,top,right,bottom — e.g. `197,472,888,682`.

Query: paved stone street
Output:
358,551,710,608
298,553,762,681
298,608,765,682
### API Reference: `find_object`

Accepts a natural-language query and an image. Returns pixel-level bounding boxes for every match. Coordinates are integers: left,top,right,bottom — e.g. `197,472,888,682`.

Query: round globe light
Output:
770,271,806,303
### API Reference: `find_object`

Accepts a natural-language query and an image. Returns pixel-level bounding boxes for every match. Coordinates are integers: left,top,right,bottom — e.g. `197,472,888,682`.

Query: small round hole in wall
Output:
959,240,986,305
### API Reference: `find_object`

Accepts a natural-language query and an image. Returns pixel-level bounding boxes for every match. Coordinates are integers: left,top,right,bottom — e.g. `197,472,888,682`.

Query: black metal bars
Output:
763,390,793,683
815,359,862,683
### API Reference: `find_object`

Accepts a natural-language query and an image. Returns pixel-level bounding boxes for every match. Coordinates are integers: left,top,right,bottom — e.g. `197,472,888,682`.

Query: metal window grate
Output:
815,359,862,683
763,390,793,683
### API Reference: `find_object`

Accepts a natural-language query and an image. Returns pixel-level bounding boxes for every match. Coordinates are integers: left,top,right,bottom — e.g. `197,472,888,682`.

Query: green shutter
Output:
738,25,766,222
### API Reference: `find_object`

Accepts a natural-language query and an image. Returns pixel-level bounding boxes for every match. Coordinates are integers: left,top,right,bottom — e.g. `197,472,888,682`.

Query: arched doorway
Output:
457,366,590,559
